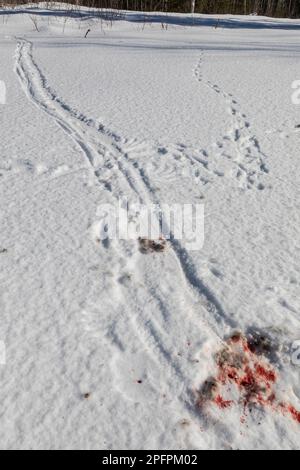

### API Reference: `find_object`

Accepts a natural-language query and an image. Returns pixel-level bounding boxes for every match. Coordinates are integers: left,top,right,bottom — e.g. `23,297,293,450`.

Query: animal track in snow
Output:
15,37,244,432
193,52,270,191
15,38,236,333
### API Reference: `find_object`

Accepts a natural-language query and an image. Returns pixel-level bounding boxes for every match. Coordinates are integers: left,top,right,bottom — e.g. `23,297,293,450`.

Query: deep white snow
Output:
0,3,300,450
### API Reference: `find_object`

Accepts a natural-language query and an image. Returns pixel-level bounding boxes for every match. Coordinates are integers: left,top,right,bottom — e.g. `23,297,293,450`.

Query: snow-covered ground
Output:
0,3,300,450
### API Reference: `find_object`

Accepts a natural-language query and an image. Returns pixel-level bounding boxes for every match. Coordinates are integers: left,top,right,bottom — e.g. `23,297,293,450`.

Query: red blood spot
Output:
239,367,256,389
277,402,300,423
214,395,233,409
278,403,300,423
255,364,276,383
268,393,276,404
287,405,300,423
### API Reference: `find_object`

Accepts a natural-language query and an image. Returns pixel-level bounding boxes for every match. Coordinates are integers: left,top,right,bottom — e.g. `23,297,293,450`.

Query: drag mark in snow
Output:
14,38,238,429
197,332,300,425
14,38,144,202
120,150,236,331
193,53,269,191
14,38,233,337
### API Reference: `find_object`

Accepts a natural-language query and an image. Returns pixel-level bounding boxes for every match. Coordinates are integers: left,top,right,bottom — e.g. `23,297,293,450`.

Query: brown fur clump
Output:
138,237,167,254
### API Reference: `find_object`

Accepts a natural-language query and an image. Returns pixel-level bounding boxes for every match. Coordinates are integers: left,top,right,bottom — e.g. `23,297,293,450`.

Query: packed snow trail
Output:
14,37,240,434
14,37,235,331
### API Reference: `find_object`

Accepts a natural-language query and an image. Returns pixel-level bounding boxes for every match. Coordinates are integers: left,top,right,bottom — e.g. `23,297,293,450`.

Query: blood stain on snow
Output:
197,332,300,425
288,406,300,424
255,364,276,383
279,403,300,424
214,395,233,409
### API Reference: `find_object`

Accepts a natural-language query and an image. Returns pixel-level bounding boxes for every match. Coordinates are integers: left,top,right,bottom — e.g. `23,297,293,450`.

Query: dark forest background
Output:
4,1,300,18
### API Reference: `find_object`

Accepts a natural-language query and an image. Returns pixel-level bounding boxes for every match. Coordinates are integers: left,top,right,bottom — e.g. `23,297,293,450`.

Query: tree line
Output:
67,1,300,17
5,1,300,18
